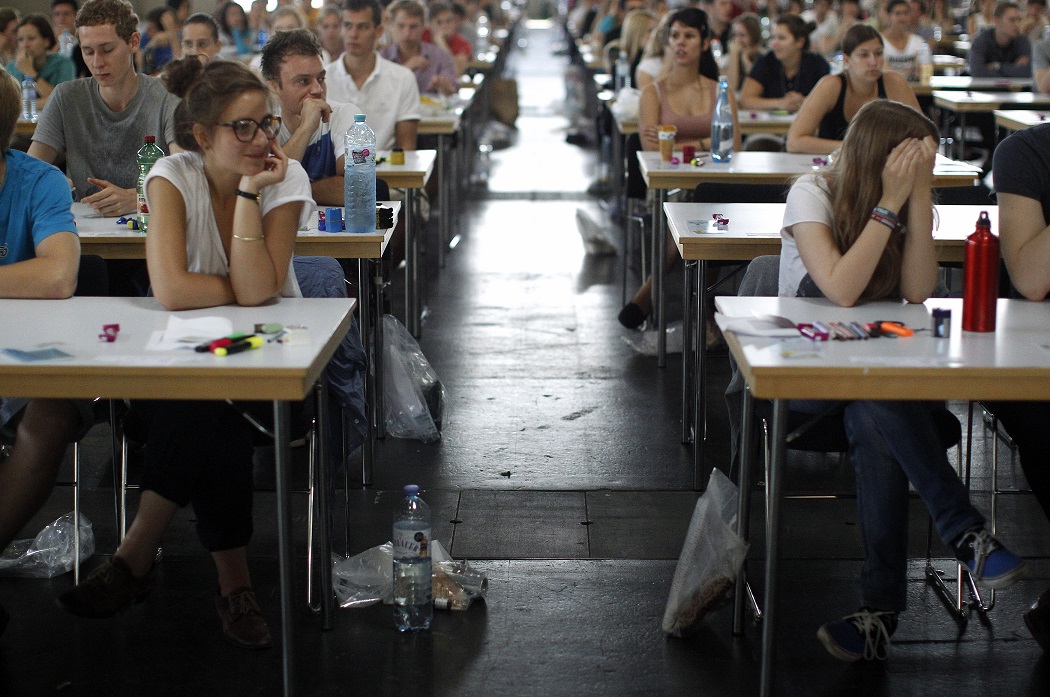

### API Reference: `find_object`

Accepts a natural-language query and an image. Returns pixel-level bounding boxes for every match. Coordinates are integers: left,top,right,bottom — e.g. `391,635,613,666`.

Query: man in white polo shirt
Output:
325,0,419,150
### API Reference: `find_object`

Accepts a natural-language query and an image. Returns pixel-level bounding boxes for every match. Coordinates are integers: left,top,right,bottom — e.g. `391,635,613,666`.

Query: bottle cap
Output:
354,113,366,122
144,135,156,143
404,484,419,496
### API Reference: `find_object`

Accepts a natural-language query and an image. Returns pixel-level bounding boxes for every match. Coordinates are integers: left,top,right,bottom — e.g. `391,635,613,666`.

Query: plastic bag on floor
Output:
0,512,94,579
382,315,446,443
333,540,487,611
621,320,685,355
662,469,749,637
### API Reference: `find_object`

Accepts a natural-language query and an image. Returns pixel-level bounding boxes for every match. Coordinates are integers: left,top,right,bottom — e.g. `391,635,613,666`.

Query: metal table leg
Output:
694,260,710,489
273,400,296,697
313,381,334,629
405,189,421,338
654,189,667,368
733,387,755,634
358,258,375,486
374,268,386,442
760,399,787,697
437,134,448,268
681,259,695,445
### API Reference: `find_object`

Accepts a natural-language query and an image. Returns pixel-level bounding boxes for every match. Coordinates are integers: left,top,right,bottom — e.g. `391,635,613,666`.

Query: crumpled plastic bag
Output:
0,512,94,579
609,86,641,120
621,320,685,355
662,469,749,637
382,315,446,443
333,540,487,611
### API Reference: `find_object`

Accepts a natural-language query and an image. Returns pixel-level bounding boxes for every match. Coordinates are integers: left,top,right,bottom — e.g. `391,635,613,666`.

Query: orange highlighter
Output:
877,321,914,337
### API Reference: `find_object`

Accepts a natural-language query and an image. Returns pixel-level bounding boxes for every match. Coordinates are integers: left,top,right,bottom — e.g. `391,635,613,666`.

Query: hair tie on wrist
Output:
235,189,260,202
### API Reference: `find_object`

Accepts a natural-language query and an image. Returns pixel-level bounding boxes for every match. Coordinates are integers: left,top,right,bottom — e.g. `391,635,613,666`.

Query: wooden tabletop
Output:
15,119,36,136
0,296,354,401
75,202,399,260
615,109,794,138
994,109,1050,132
716,296,1050,401
376,149,435,189
912,75,1032,95
638,151,981,189
666,202,996,264
933,90,1050,112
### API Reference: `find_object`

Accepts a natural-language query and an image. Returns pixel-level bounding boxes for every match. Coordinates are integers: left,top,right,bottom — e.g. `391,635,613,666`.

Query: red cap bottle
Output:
962,211,999,332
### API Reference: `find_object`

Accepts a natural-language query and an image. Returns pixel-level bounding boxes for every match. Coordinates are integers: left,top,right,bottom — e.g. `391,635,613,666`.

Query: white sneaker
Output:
575,208,617,256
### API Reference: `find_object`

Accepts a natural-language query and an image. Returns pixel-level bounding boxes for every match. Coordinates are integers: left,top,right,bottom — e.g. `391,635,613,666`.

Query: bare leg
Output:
115,490,178,578
627,234,682,313
212,547,252,596
0,399,78,551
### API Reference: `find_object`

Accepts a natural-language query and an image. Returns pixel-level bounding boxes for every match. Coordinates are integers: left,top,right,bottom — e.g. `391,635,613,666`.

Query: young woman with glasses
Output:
59,59,312,650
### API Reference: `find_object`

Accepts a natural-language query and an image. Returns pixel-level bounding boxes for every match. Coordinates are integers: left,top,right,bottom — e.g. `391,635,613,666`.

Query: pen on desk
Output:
212,336,263,356
195,333,254,352
879,322,914,337
849,321,870,339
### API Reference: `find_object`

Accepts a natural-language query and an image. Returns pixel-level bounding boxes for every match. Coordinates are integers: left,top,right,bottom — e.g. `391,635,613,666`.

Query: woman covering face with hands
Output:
777,100,1028,663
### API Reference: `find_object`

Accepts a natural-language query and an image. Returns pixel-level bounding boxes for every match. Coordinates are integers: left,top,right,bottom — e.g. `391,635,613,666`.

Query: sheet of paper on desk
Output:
715,313,799,337
145,315,234,351
687,219,725,234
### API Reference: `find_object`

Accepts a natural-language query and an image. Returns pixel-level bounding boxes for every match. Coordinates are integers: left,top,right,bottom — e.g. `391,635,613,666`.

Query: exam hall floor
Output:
3,19,1050,697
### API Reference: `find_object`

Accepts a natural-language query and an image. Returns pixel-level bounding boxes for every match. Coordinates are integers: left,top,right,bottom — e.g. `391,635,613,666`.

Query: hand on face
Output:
242,138,289,192
300,97,332,131
881,137,935,209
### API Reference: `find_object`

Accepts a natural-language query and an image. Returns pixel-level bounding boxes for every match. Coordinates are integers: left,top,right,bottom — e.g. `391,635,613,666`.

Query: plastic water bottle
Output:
255,26,268,52
393,484,433,632
711,78,733,163
58,30,75,58
615,49,630,91
21,77,37,123
136,135,164,233
344,113,377,233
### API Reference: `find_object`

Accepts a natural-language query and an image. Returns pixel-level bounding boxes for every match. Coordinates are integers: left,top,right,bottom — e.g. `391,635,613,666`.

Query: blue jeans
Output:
789,400,984,612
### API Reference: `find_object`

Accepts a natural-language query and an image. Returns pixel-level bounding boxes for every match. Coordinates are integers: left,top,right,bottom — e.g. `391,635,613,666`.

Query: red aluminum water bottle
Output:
962,211,999,332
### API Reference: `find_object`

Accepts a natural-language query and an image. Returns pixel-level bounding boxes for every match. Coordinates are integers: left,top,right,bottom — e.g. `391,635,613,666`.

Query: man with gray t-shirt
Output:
28,0,180,217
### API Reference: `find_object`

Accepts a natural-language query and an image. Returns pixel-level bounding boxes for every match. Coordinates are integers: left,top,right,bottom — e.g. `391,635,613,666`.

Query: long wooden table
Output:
639,151,982,368
0,295,354,697
716,296,1050,697
666,201,997,488
74,201,398,486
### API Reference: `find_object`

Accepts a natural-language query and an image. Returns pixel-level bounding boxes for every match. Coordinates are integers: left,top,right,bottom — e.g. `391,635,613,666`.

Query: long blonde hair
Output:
821,100,938,301
620,9,656,63
641,10,673,60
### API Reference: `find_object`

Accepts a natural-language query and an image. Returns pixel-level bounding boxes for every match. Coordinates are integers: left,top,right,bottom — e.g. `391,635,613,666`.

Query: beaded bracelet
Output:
870,206,900,231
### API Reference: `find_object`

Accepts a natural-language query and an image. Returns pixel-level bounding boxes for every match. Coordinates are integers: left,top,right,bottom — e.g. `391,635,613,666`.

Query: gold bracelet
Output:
232,233,265,242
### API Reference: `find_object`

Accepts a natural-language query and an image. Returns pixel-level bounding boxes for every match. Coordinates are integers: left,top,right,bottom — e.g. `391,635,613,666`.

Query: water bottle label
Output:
394,527,431,558
351,148,372,165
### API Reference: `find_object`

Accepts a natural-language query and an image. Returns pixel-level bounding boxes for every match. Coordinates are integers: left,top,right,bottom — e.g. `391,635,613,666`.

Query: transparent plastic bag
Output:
333,540,487,611
662,469,749,637
382,315,446,443
0,512,94,579
609,86,641,120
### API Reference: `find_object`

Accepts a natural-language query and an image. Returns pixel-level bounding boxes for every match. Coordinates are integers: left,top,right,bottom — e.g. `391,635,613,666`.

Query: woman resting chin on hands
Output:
58,59,313,651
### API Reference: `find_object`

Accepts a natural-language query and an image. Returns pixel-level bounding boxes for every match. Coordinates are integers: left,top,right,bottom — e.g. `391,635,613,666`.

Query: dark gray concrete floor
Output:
2,19,1050,697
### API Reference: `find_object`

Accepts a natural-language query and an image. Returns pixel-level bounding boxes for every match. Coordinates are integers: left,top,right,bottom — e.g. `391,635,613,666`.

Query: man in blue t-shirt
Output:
0,71,86,638
989,122,1050,653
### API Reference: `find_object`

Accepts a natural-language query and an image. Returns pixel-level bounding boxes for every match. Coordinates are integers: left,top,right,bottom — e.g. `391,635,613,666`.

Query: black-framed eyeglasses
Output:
218,115,282,143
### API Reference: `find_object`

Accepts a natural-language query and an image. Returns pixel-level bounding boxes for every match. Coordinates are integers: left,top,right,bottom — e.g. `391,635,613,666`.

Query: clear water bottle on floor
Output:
21,76,37,123
710,78,733,163
393,484,433,632
344,113,377,233
136,135,164,233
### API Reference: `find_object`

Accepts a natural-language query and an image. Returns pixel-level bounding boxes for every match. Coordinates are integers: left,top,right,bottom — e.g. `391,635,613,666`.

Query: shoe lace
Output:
845,610,893,661
228,590,262,619
965,529,999,579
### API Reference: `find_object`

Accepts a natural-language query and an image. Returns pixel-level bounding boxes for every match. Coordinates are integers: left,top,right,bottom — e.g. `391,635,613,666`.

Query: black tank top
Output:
817,74,887,141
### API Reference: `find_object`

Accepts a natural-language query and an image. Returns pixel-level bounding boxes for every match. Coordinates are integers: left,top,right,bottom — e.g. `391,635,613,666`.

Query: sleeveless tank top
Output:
656,80,715,141
817,74,887,141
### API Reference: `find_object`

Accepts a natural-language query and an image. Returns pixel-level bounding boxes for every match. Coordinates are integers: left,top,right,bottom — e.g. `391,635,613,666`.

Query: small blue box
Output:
325,207,344,232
